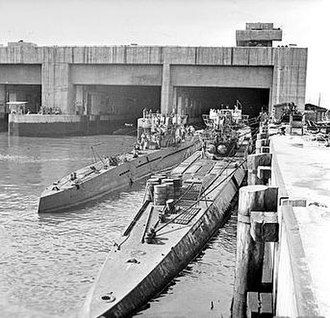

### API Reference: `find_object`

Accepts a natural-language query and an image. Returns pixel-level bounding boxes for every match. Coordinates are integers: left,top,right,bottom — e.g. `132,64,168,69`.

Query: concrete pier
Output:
233,123,330,317
7,113,129,136
271,133,330,317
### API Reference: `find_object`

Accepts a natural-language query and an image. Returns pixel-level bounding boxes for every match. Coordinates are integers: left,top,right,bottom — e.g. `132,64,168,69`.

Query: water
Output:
0,133,237,318
137,215,238,318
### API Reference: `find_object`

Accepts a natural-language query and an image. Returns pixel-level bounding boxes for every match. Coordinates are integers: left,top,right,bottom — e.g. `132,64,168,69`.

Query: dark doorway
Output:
81,85,161,120
176,87,270,124
5,85,41,113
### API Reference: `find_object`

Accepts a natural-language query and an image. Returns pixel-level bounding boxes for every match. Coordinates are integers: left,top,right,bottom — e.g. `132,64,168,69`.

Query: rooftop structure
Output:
236,22,283,47
7,41,37,48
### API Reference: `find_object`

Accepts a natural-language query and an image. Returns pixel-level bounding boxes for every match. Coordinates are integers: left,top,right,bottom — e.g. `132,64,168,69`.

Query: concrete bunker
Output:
0,34,308,136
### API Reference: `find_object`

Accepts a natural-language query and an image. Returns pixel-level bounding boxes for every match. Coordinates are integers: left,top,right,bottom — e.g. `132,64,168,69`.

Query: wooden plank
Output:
259,293,272,317
182,151,200,164
247,292,259,318
250,211,279,242
184,163,203,174
233,185,268,318
261,242,273,292
171,152,200,176
257,166,272,181
195,162,214,176
264,187,278,212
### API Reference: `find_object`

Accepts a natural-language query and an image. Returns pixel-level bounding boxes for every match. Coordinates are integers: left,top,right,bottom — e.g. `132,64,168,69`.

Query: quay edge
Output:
270,134,327,317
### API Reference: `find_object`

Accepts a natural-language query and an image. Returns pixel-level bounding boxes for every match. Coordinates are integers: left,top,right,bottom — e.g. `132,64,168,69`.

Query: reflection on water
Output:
0,133,237,318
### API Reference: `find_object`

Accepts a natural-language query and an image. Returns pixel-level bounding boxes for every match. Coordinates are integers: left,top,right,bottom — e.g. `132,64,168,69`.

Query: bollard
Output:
232,185,278,318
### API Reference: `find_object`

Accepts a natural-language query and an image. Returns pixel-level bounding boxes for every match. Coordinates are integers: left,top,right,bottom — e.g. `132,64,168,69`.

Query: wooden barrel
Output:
153,174,167,182
162,178,173,186
166,183,174,200
162,178,174,183
162,179,175,199
149,177,161,184
154,184,167,205
173,177,182,199
145,178,160,201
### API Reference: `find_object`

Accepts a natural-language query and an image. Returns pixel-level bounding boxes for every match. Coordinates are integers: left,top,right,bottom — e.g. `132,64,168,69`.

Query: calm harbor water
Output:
0,132,237,318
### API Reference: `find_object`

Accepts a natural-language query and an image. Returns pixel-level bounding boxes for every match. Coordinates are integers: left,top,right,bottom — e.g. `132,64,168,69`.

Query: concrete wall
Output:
0,64,41,84
0,45,308,115
272,48,308,110
236,29,283,41
70,64,162,86
8,113,127,136
9,114,81,123
171,65,273,88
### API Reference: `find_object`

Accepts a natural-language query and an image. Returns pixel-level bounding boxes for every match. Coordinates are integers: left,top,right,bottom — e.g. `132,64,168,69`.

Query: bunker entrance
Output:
175,87,270,125
77,85,161,123
5,85,41,114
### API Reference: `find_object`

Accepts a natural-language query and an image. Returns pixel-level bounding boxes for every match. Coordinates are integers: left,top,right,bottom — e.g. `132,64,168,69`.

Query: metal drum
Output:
172,177,182,199
149,176,161,183
162,178,173,182
166,183,174,200
145,178,160,201
152,174,167,182
162,179,175,200
153,184,167,205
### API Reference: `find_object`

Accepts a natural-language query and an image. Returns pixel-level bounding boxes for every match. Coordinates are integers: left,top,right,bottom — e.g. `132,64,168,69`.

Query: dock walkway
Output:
271,134,330,317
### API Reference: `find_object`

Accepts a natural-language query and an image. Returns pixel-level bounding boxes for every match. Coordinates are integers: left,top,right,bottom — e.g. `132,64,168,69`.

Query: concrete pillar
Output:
172,87,178,113
272,48,307,112
272,65,282,107
160,63,173,115
268,88,273,113
75,85,84,115
0,85,5,114
42,61,72,114
177,95,183,116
